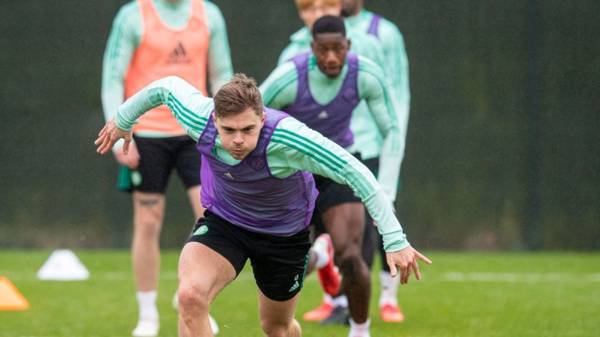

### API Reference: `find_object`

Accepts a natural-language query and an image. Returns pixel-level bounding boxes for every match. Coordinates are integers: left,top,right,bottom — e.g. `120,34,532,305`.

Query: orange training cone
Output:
0,277,30,311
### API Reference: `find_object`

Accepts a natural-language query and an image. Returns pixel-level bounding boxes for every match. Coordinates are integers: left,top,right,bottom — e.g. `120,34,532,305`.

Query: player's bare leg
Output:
178,242,235,337
322,203,370,324
131,192,165,337
258,290,302,337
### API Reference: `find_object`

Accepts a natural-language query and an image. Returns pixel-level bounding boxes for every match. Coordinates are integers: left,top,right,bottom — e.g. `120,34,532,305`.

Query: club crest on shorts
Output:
193,225,208,236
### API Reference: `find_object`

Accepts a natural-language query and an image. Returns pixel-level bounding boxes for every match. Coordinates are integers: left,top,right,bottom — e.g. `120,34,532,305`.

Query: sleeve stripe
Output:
166,98,206,133
168,93,208,123
270,135,341,173
273,128,347,167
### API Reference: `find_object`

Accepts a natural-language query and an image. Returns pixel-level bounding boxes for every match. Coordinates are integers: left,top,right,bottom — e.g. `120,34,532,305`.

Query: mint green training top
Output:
346,10,411,155
101,0,233,137
276,24,405,179
114,76,410,252
260,54,402,202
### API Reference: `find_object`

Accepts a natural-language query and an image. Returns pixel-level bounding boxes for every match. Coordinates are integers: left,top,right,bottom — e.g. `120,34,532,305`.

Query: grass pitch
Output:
1,251,599,337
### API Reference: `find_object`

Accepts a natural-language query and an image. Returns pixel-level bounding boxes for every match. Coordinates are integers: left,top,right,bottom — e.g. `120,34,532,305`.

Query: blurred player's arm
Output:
101,5,138,129
358,57,404,201
381,22,410,118
205,3,234,94
114,76,214,141
259,62,298,109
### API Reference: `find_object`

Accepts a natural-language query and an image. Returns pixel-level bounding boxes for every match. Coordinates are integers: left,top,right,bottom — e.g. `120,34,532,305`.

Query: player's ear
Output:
260,110,266,124
347,38,352,50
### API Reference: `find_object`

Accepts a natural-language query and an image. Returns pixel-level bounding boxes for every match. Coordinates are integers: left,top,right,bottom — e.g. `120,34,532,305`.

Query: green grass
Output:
1,251,599,337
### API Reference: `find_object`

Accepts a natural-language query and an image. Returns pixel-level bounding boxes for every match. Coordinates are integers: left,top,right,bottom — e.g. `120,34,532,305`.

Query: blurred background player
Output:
342,0,411,323
277,0,400,325
101,0,232,335
261,15,402,337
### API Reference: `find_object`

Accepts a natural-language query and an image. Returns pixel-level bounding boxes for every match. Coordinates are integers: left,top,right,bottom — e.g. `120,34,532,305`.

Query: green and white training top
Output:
260,53,402,202
114,76,410,252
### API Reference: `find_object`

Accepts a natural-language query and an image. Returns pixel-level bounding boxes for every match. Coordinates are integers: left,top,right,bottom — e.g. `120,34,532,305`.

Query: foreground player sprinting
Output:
95,74,430,337
260,15,402,334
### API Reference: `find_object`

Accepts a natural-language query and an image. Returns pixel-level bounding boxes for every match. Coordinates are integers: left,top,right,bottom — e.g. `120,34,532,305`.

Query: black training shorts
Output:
130,135,201,193
188,211,311,302
311,174,362,226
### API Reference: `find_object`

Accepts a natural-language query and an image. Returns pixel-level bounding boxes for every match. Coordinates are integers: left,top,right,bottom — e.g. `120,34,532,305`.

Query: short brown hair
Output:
295,0,340,11
214,73,263,118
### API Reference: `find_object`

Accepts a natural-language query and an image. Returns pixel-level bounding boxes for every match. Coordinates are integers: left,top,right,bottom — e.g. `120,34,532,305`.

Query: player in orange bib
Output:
101,0,233,336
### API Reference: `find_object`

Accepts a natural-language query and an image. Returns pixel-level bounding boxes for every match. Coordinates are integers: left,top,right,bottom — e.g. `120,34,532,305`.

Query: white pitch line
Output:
441,272,600,283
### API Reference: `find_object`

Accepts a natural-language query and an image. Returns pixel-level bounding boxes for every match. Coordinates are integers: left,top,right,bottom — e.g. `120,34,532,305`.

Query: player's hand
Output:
385,246,432,284
95,120,133,156
112,141,140,169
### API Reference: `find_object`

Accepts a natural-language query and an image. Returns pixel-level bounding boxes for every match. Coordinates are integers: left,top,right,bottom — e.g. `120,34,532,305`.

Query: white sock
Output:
349,319,371,337
323,293,333,304
137,291,158,321
311,237,330,269
332,294,348,308
379,271,400,306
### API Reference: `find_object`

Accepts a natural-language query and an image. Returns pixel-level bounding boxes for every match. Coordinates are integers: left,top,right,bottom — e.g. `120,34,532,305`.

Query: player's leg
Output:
178,213,247,337
177,242,236,337
258,291,302,337
130,136,173,337
322,202,371,324
316,212,376,326
174,136,221,331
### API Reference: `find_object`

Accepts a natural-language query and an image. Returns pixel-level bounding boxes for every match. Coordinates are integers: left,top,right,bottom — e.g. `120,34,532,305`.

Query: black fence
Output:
0,1,598,249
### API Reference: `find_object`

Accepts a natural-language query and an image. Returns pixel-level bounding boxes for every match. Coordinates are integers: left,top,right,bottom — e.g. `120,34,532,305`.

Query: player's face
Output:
214,108,265,160
299,0,342,28
312,33,350,78
341,0,362,17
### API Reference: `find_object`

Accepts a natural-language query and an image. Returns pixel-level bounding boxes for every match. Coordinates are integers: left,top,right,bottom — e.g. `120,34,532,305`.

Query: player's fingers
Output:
412,260,421,281
400,264,409,284
96,135,107,153
98,124,107,137
99,136,113,154
123,139,130,155
388,260,398,277
416,251,433,264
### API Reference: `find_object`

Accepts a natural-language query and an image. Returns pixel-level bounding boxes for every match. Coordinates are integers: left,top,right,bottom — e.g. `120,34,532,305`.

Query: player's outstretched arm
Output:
385,246,432,284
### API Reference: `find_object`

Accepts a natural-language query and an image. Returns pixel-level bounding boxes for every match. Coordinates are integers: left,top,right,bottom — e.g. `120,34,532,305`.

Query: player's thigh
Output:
322,202,366,253
178,242,236,303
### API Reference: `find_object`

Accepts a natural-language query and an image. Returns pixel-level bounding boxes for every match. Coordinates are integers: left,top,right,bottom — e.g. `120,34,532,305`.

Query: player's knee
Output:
337,249,363,276
133,217,162,238
177,284,210,314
